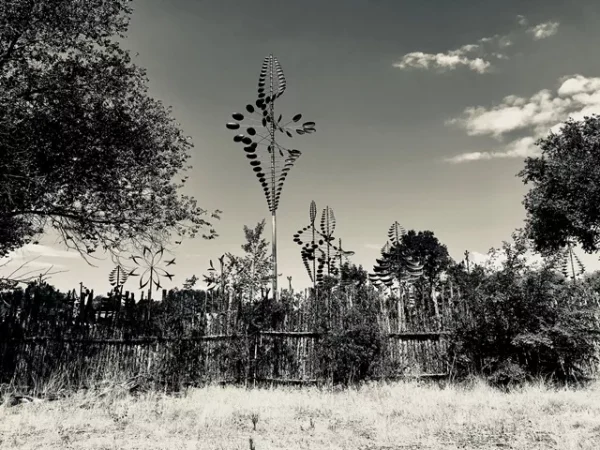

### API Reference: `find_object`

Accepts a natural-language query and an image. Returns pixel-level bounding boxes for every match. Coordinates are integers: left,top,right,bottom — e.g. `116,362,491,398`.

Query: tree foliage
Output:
397,230,452,284
373,229,451,288
201,220,273,306
519,115,600,255
0,0,218,259
227,219,273,303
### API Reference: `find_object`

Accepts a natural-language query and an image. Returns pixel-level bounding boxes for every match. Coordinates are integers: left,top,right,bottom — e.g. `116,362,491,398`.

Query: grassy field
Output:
1,378,599,450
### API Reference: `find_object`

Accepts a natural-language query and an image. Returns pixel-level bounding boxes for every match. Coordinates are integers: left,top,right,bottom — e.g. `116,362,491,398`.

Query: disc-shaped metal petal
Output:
226,122,240,130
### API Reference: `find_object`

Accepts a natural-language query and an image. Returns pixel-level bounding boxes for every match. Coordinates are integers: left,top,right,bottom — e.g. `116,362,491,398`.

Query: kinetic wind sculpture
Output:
128,246,176,301
203,255,228,293
369,221,424,292
557,240,585,281
108,264,129,295
293,201,355,288
226,54,316,301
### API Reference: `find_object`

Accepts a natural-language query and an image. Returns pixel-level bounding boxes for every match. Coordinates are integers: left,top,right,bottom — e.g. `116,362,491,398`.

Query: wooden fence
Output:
0,282,467,388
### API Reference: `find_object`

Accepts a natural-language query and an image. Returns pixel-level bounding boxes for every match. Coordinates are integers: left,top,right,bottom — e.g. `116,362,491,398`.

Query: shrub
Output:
315,288,384,385
447,236,600,387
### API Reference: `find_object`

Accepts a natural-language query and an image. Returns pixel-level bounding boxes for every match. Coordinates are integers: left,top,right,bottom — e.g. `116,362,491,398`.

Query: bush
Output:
315,291,384,385
447,237,600,387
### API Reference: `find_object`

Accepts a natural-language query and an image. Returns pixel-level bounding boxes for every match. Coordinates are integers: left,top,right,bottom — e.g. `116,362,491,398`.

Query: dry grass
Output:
1,378,599,450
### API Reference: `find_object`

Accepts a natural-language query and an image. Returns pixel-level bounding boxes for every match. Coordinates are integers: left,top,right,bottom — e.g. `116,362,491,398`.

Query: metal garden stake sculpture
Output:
293,201,354,289
558,240,585,281
226,55,316,301
128,245,175,301
108,263,129,296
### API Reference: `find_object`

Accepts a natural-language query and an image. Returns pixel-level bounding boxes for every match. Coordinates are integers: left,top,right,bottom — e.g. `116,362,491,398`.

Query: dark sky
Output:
7,0,600,293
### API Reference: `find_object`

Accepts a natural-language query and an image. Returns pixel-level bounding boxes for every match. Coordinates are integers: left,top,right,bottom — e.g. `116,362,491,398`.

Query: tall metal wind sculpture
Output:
369,221,424,293
557,240,585,281
293,201,354,289
226,55,316,301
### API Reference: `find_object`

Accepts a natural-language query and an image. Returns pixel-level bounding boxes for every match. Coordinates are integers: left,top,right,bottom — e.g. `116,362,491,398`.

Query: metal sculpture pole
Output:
269,62,278,300
226,54,316,302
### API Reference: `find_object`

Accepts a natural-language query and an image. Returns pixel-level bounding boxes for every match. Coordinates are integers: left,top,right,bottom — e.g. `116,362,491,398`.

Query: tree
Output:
0,0,218,260
200,220,273,307
397,230,453,285
227,220,272,303
519,115,600,255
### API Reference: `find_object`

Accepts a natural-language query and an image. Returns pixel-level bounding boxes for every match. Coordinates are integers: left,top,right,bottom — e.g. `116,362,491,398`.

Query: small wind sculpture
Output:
128,246,175,301
293,201,354,289
108,263,129,296
369,221,424,295
226,54,316,301
557,240,585,281
204,255,228,296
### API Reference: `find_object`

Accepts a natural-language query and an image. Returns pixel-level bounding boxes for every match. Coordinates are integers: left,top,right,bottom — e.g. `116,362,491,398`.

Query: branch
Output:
0,1,37,71
0,255,68,289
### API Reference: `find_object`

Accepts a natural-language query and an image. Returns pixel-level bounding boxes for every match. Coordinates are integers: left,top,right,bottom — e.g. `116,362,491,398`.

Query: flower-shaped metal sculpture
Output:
226,54,316,301
369,221,424,291
293,201,353,287
128,245,175,301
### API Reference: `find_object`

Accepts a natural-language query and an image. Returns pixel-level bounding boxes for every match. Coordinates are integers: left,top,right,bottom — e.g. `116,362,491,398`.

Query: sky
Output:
4,0,600,296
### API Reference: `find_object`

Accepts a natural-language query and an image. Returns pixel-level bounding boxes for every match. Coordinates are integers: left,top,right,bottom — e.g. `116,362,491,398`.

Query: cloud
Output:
445,75,600,162
445,137,539,163
2,244,79,262
3,260,66,270
393,48,492,74
527,21,560,40
446,90,570,139
516,15,528,27
394,15,559,74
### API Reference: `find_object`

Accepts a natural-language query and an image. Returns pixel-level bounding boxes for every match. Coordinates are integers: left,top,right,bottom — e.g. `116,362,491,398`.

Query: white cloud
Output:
394,16,560,74
3,260,66,270
393,48,492,74
527,21,560,40
2,244,79,262
446,75,600,162
447,90,571,139
445,137,539,163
